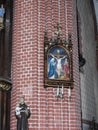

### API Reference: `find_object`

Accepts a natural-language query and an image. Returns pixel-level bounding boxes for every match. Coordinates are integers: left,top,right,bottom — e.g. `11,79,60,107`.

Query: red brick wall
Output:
11,0,81,130
71,0,82,129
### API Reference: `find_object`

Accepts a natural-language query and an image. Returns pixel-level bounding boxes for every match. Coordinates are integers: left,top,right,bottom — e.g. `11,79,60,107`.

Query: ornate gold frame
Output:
44,24,74,88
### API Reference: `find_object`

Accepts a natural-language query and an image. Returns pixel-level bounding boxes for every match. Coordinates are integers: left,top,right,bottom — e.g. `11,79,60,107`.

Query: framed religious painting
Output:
44,24,74,88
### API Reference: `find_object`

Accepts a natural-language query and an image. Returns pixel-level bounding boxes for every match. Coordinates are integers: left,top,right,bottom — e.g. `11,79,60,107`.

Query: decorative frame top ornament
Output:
44,23,73,88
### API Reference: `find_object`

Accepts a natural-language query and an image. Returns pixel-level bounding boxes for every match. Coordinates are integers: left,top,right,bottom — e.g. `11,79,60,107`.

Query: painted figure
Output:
62,58,70,79
48,57,58,79
0,4,5,29
48,49,66,79
15,96,30,130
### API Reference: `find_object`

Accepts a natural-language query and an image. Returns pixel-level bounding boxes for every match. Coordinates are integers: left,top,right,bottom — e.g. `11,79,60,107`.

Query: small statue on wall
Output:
15,96,30,130
0,4,5,30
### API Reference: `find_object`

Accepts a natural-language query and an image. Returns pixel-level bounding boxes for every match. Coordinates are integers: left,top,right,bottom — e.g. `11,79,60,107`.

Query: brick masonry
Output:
10,0,81,129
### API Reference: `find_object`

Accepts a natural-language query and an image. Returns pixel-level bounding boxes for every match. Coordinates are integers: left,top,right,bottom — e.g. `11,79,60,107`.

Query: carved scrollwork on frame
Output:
44,24,74,88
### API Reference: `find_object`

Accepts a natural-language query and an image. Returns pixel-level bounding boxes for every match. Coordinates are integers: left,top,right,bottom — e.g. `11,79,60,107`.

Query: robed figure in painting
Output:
15,96,30,130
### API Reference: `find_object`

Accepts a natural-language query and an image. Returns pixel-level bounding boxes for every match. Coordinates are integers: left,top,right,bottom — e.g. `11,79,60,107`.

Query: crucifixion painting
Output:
48,46,70,80
44,23,73,87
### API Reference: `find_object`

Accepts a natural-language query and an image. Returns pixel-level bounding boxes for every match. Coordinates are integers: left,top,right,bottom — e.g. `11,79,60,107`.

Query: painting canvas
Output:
47,45,70,80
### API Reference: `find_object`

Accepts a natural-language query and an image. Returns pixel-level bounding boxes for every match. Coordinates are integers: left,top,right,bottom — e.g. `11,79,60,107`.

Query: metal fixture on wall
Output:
54,85,71,100
53,82,72,100
54,84,64,100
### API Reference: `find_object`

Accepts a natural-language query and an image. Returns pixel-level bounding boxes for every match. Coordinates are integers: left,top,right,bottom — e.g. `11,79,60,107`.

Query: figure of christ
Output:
49,51,67,79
